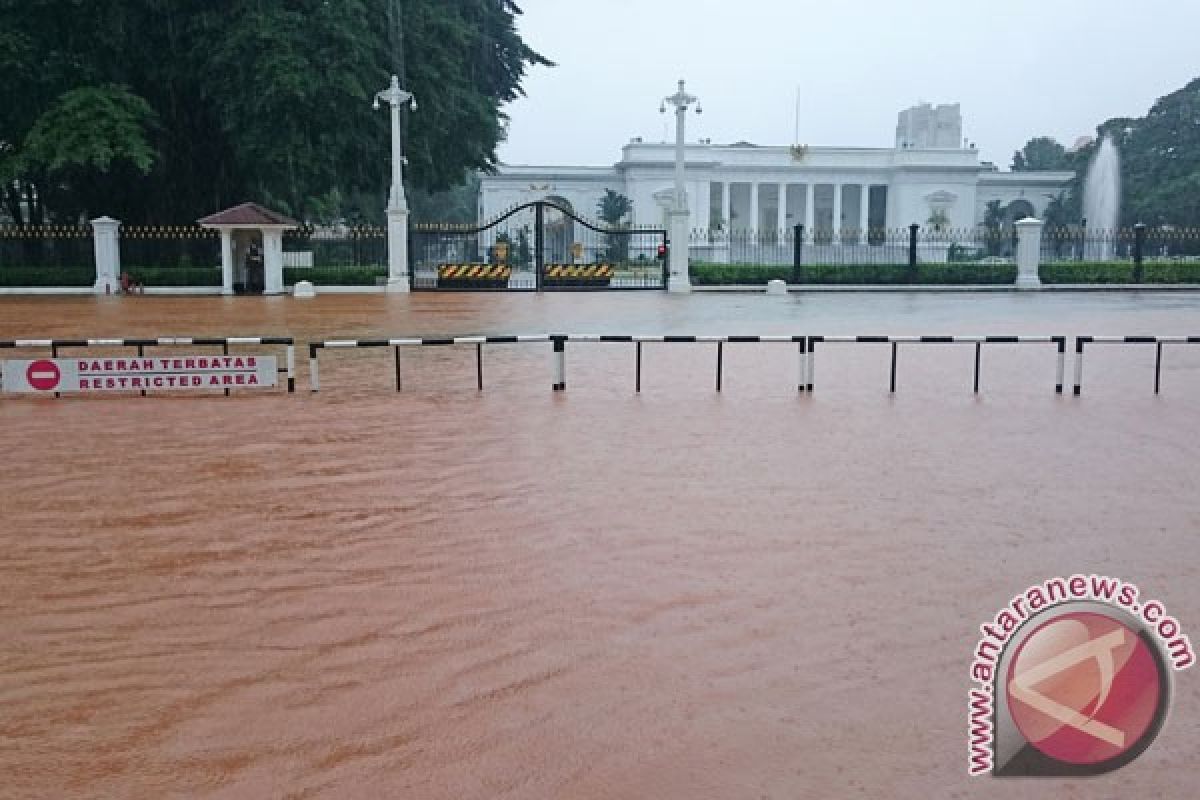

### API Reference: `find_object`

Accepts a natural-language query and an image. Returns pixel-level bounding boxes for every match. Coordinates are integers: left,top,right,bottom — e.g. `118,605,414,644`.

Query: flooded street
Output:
2,291,1200,799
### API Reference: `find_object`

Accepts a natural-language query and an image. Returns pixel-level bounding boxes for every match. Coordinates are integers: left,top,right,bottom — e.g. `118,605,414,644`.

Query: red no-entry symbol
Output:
26,360,61,391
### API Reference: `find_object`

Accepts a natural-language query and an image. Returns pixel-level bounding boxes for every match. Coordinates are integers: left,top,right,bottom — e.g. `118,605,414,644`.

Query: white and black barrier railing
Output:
307,334,1068,395
1073,336,1200,395
809,335,1067,394
0,337,295,396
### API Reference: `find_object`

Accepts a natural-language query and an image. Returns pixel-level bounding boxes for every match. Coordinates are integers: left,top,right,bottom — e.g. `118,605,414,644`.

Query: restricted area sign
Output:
1,355,277,394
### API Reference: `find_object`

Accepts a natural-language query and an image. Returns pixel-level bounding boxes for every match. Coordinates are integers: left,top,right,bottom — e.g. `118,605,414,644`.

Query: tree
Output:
1012,137,1069,171
596,189,632,226
597,189,632,263
0,1,550,224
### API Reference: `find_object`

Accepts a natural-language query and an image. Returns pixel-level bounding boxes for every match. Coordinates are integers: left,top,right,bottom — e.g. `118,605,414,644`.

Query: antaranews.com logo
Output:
968,574,1193,777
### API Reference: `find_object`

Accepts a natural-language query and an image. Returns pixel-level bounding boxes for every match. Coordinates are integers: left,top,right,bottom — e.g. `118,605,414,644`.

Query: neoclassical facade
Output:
479,105,1074,238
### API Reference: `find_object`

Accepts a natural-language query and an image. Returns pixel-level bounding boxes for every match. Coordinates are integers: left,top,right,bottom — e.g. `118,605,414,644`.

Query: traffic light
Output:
656,243,668,261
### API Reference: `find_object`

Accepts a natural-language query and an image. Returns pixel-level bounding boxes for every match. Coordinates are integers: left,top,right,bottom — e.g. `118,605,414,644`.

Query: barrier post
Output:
890,341,898,393
476,342,484,391
1073,337,1088,395
798,338,807,392
394,345,402,391
286,345,295,393
973,342,981,394
1155,340,1162,394
636,341,642,392
309,343,321,392
552,335,566,391
716,341,724,392
1055,336,1065,394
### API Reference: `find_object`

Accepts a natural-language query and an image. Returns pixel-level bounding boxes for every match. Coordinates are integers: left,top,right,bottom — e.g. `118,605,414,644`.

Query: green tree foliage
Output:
1011,137,1070,171
0,0,549,225
596,189,633,226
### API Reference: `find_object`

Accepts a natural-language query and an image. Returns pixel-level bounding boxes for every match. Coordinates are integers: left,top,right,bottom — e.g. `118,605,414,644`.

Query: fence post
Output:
792,224,804,283
90,216,121,295
534,202,545,292
1133,222,1147,283
1014,217,1044,289
908,223,919,275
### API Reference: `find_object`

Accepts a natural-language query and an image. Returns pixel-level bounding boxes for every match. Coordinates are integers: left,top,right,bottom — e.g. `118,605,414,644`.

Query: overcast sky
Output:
497,0,1199,169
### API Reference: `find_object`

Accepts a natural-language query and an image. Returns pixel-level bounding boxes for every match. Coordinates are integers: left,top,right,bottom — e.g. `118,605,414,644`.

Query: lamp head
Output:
659,103,666,114
695,104,703,115
373,97,380,111
410,96,418,112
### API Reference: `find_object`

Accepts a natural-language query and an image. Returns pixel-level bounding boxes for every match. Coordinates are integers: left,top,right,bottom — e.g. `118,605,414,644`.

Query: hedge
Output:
690,262,1017,285
0,265,94,287
126,265,222,286
283,266,388,286
1038,262,1135,284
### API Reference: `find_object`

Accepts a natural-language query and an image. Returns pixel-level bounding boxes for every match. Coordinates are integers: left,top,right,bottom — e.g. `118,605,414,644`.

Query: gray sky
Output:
498,0,1199,169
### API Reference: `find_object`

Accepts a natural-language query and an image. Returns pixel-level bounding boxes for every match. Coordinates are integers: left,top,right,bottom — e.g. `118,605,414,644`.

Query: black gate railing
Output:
410,201,668,291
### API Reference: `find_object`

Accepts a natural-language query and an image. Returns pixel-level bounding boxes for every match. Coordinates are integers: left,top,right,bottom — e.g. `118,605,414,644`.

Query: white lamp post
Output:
374,74,417,293
661,79,701,293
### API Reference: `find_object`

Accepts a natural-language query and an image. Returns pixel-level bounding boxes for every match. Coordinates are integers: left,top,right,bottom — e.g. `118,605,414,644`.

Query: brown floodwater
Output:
2,292,1199,799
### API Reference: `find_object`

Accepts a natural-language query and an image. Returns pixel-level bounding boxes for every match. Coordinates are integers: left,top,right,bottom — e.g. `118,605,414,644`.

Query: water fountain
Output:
1082,135,1121,260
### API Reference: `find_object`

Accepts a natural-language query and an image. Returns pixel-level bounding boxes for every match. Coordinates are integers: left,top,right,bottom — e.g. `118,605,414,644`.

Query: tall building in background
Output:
895,103,963,149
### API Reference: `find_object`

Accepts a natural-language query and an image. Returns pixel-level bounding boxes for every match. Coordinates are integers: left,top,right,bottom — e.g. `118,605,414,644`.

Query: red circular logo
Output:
1006,611,1163,765
25,360,61,391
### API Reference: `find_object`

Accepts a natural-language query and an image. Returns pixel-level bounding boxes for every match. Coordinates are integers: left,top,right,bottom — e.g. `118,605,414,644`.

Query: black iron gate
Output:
410,201,668,291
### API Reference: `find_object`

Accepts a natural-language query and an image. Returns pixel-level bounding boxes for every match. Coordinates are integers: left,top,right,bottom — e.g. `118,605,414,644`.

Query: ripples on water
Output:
2,293,1199,798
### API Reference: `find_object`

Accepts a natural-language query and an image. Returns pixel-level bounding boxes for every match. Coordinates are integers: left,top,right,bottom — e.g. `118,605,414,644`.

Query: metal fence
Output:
0,225,94,286
689,226,1018,266
283,226,388,286
119,225,222,286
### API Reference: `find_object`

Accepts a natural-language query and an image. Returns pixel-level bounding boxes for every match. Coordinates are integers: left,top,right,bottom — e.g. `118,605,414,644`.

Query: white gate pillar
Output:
668,209,691,293
1015,217,1044,290
90,216,121,294
387,206,411,292
219,230,234,295
262,229,285,295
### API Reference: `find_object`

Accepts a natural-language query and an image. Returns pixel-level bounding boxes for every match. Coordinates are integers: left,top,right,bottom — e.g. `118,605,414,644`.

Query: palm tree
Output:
597,190,633,263
597,189,633,226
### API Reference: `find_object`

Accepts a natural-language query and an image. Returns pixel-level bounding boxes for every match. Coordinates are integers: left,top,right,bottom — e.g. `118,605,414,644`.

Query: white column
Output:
750,183,760,234
1015,216,1044,289
262,229,284,295
89,216,120,295
387,207,410,292
219,229,234,295
859,185,870,245
721,182,731,233
832,184,843,244
777,183,787,233
804,183,815,235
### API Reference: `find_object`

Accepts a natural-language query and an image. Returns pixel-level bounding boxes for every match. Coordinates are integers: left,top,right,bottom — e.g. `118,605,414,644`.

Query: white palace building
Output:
479,104,1074,244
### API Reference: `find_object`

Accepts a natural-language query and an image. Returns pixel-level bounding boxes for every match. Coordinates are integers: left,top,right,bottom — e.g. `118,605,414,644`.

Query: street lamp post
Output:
374,74,417,293
661,79,701,293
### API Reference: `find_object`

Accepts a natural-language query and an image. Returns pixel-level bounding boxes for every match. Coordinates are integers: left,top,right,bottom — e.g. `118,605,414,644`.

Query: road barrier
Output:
1073,336,1200,395
308,334,1072,395
0,336,295,396
808,335,1067,394
307,335,811,393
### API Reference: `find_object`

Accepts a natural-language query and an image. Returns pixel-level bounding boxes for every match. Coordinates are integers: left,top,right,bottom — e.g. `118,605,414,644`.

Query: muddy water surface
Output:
2,292,1200,799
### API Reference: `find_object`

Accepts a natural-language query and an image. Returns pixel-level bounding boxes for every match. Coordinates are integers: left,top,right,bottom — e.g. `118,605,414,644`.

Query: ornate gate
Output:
410,201,667,291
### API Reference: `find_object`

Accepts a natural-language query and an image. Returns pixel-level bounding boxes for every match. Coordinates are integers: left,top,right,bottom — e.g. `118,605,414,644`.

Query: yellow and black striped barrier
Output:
437,263,512,289
544,264,613,287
